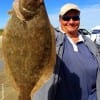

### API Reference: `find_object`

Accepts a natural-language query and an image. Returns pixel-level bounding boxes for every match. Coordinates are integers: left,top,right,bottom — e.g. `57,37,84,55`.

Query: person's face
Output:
59,10,80,34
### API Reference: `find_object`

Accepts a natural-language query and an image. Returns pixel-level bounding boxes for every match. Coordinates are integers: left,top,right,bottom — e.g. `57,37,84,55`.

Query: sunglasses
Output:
62,15,80,21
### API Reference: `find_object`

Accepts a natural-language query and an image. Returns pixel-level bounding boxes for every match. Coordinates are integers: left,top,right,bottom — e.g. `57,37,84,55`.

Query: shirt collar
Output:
59,27,84,42
59,27,84,52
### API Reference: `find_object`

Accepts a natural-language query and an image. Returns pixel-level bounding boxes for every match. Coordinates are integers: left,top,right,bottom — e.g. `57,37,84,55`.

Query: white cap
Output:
59,3,80,16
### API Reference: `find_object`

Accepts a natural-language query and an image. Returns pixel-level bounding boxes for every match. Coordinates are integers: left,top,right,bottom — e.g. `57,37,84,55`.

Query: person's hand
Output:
13,0,25,21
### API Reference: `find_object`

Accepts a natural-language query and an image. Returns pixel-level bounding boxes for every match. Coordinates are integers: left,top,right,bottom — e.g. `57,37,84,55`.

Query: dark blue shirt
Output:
55,36,98,100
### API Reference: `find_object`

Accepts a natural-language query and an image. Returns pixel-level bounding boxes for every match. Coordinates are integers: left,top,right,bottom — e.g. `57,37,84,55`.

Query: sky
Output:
0,0,100,31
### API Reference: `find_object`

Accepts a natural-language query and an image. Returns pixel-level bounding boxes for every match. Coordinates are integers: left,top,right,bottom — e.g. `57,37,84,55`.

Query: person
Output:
33,3,100,100
12,1,100,100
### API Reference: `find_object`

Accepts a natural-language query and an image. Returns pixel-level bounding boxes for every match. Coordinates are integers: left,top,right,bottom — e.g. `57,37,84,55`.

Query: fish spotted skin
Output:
2,0,56,99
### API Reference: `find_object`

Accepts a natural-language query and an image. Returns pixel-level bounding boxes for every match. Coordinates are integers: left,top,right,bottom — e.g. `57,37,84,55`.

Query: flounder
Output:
2,0,56,100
